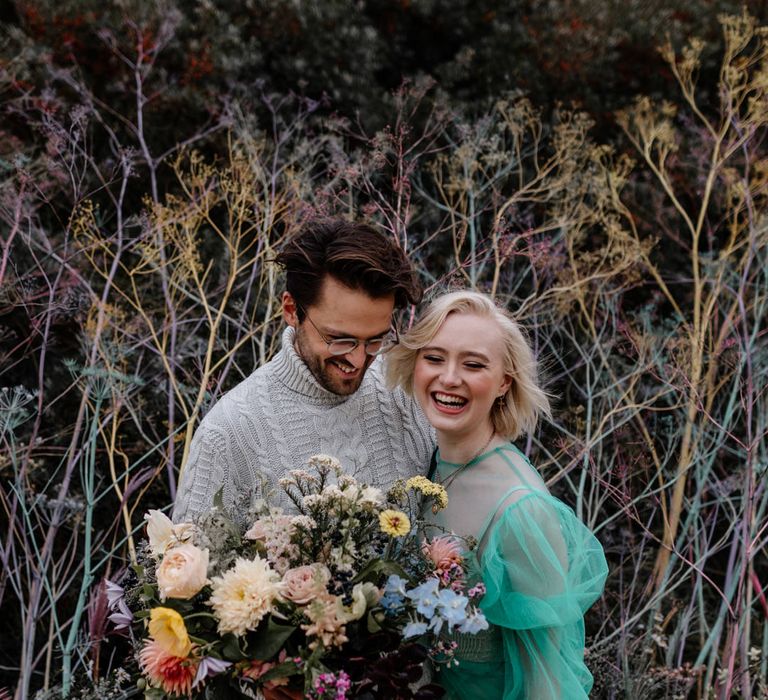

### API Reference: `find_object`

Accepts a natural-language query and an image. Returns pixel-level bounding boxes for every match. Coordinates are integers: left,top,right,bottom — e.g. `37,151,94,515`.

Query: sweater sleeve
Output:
479,493,608,699
391,384,435,474
172,416,241,524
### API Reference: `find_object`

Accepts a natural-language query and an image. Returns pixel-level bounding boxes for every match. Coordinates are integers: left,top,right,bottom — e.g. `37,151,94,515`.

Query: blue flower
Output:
459,611,490,634
406,578,440,619
428,613,445,635
402,619,429,639
381,592,405,616
435,588,469,628
383,574,408,597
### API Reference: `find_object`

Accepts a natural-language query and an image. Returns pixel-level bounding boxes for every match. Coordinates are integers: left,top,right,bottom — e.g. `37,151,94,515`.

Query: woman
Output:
387,291,608,699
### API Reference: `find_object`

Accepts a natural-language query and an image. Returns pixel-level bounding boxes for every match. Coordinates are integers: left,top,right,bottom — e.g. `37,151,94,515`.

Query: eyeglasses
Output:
300,309,399,356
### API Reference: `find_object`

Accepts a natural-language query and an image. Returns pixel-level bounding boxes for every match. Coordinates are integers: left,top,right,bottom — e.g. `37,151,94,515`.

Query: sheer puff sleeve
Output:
478,491,608,699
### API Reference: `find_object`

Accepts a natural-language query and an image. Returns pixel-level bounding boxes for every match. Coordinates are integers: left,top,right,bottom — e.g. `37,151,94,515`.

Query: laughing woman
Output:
387,291,608,700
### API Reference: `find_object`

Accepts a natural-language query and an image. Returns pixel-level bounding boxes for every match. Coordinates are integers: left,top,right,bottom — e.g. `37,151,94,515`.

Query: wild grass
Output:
0,10,766,699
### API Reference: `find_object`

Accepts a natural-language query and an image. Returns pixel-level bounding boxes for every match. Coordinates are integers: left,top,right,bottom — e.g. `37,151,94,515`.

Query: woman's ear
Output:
498,373,513,398
282,292,299,327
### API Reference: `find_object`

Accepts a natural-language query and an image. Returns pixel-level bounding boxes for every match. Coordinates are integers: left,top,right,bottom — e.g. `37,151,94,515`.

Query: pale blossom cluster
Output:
244,513,300,574
307,454,342,472
301,597,350,650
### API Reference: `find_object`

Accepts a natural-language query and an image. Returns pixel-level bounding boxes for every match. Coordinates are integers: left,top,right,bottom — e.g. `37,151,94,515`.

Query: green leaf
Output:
213,486,225,511
352,559,410,584
247,618,297,660
219,633,247,662
366,609,382,633
260,660,302,682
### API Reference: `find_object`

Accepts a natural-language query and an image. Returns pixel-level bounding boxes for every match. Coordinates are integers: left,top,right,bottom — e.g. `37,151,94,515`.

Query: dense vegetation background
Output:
1,1,767,698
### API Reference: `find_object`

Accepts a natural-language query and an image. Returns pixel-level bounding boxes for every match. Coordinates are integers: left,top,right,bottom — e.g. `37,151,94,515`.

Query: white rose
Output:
144,510,195,557
336,582,379,623
156,543,209,601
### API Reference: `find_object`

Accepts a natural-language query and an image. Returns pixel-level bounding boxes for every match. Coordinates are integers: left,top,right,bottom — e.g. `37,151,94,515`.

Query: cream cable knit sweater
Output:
173,327,434,522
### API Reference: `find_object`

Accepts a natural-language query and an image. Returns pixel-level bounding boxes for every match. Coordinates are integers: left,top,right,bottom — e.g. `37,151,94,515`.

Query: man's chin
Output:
323,375,364,396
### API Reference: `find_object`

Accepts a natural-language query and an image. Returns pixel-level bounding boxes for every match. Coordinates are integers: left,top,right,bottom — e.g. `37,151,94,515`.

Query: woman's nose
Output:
440,364,461,386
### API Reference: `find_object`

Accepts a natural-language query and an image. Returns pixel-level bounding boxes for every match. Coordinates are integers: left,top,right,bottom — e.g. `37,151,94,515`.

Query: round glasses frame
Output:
300,309,399,356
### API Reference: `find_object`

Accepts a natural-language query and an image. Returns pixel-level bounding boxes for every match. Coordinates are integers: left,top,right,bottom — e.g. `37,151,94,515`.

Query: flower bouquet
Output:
107,455,488,699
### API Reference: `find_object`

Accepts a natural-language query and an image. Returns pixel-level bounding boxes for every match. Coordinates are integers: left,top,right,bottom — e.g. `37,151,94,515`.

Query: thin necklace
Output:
437,431,496,490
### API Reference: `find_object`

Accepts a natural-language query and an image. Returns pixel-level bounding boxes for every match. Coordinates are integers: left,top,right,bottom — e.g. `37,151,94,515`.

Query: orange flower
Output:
139,639,198,696
422,536,463,572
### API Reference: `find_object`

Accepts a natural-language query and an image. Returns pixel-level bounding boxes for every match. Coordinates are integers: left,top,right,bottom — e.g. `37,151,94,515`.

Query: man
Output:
173,219,434,522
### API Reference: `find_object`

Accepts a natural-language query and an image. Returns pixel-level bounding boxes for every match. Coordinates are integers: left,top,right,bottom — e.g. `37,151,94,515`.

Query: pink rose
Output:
156,543,209,601
281,564,330,605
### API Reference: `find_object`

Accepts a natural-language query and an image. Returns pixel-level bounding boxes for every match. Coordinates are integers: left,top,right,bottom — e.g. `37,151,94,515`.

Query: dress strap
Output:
476,485,534,549
426,448,438,481
475,444,544,550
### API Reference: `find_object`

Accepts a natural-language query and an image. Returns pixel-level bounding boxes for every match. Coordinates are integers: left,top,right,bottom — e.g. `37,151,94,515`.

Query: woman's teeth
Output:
433,392,467,407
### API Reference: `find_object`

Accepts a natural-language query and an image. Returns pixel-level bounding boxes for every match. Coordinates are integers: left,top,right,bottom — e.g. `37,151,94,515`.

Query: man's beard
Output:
294,327,372,396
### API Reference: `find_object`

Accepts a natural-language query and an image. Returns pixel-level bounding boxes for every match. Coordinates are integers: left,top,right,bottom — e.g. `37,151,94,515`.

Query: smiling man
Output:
173,219,434,522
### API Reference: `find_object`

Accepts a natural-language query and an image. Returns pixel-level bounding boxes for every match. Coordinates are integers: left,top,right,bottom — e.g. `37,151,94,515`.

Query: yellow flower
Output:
379,510,411,537
405,476,448,511
148,607,192,657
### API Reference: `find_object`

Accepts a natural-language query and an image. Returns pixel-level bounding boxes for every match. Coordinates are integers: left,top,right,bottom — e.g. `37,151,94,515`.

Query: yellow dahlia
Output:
379,510,411,537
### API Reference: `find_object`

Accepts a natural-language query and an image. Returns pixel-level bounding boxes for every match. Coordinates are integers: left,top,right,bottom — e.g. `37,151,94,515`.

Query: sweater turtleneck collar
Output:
271,326,356,405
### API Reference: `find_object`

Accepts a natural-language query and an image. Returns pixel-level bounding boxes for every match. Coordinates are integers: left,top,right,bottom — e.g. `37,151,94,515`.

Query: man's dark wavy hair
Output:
274,219,422,320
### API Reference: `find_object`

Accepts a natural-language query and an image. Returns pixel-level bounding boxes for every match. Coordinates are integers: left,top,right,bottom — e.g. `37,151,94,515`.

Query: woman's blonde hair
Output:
386,290,551,439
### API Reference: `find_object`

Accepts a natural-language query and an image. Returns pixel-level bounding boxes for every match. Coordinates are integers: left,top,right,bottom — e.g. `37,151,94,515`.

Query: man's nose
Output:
343,343,368,367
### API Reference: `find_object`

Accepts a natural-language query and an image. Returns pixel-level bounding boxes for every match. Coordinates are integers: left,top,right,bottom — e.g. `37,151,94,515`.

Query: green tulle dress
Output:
427,443,608,700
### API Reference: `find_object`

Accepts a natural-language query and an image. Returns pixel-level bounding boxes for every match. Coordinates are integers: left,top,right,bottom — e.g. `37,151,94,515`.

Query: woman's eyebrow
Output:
421,346,491,362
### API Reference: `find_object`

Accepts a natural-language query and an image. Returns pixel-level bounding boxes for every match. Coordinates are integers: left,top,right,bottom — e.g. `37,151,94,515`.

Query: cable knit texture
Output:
173,327,434,522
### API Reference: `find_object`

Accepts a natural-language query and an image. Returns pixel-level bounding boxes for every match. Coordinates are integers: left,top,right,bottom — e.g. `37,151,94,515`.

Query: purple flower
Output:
193,656,233,688
311,670,351,699
107,599,133,630
104,579,125,609
104,578,133,629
